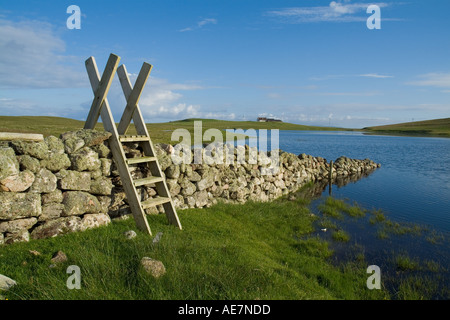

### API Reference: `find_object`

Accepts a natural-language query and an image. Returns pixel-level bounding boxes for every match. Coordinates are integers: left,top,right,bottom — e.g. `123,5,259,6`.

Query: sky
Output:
0,0,449,128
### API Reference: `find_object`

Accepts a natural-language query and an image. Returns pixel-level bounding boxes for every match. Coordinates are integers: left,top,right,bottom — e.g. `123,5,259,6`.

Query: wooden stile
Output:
83,53,182,235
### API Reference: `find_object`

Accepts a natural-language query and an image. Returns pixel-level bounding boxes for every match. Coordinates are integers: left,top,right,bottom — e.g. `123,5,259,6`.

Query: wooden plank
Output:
117,62,182,230
126,156,157,165
85,56,152,235
117,63,152,135
133,176,164,187
141,197,171,209
84,54,120,130
119,135,150,142
0,132,44,141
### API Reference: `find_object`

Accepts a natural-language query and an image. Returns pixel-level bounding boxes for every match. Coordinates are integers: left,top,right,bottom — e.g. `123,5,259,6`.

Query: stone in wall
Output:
0,170,35,192
0,192,41,220
30,168,57,193
70,147,101,172
62,191,102,216
57,169,91,191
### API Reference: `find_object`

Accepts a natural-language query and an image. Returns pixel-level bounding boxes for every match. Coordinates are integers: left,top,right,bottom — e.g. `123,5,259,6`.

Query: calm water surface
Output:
278,130,450,233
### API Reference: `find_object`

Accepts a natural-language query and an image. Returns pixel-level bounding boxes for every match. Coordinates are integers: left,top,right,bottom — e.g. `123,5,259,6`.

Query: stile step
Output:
119,135,150,142
126,156,157,165
141,196,171,209
133,176,164,187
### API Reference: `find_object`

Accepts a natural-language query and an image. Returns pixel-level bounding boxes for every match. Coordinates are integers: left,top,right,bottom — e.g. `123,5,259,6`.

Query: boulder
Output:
0,193,41,220
0,170,35,192
124,230,137,239
70,147,101,171
141,257,166,278
0,147,19,180
30,168,57,193
100,158,112,176
30,216,82,239
180,179,197,196
0,233,4,245
57,170,91,191
62,191,101,216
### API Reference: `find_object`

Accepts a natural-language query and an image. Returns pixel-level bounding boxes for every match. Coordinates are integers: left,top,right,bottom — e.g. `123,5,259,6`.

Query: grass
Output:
0,198,389,300
332,230,350,242
0,116,348,145
364,117,450,138
318,197,366,220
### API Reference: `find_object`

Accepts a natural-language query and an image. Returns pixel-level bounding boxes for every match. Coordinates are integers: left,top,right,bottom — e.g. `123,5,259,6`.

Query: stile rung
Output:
133,176,164,187
126,156,157,165
141,196,171,209
119,135,150,142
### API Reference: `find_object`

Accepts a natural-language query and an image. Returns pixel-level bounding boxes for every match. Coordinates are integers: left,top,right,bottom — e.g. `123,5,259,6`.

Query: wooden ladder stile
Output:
84,53,182,235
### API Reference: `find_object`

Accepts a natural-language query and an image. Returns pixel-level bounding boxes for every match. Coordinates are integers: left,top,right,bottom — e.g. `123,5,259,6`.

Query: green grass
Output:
0,199,389,300
364,117,450,138
0,116,348,145
332,230,350,242
318,197,366,220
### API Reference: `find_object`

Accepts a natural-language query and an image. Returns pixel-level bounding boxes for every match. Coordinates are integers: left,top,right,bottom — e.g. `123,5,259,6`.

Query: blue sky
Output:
0,0,449,128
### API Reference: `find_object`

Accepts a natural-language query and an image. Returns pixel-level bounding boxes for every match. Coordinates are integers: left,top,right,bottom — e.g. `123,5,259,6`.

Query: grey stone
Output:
17,155,41,173
11,140,49,160
57,169,91,191
5,229,30,244
80,213,111,231
100,158,112,176
180,180,197,196
0,193,41,220
0,170,35,192
0,147,19,180
90,177,113,195
30,168,57,193
70,147,101,171
124,230,137,239
0,217,37,233
39,203,64,221
0,274,16,291
51,251,68,264
141,257,166,278
92,143,111,158
41,189,63,205
165,165,180,179
152,232,163,244
62,191,101,216
0,233,4,246
40,153,71,172
193,190,209,207
45,135,65,155
30,216,82,239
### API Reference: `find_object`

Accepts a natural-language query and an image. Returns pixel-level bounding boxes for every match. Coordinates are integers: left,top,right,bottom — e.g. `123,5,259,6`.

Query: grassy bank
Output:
364,118,450,138
0,195,388,300
0,116,346,144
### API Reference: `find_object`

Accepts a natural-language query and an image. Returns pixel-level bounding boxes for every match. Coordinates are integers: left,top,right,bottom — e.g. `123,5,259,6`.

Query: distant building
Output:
257,117,282,122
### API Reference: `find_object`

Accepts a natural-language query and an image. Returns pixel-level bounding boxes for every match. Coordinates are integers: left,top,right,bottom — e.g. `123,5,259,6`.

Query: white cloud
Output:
408,73,450,88
267,1,389,23
0,18,85,89
359,73,394,79
180,18,217,32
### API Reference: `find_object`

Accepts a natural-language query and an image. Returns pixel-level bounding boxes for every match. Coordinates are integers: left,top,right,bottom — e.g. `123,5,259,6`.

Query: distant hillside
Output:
364,118,450,137
0,116,347,144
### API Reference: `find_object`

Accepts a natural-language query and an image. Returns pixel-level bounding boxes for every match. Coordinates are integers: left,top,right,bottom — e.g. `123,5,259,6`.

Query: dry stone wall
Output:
0,129,380,245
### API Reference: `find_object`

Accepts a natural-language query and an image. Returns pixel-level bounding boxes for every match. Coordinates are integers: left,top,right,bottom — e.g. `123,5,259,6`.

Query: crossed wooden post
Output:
84,53,182,235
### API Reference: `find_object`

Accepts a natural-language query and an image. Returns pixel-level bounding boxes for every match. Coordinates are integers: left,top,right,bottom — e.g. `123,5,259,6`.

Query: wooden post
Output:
328,160,333,195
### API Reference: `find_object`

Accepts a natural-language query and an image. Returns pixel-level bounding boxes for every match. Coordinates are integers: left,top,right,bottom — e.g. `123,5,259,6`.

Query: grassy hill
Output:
364,118,450,137
0,116,346,144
